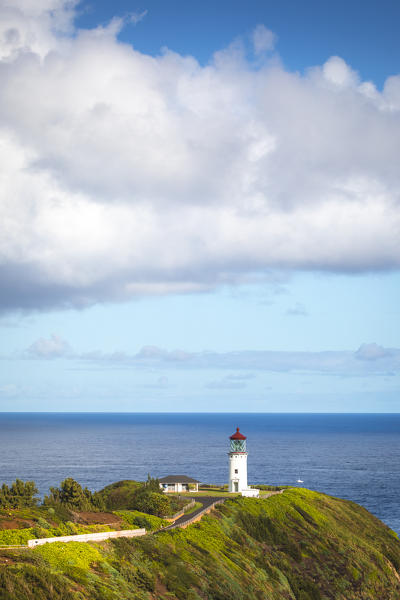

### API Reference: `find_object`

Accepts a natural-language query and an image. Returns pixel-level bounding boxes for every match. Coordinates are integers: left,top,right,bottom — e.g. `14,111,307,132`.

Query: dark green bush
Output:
97,480,142,510
0,480,39,509
131,515,151,529
43,478,105,512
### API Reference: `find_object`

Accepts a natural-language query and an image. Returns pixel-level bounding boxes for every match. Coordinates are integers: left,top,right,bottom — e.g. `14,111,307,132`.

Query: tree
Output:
0,479,39,509
129,476,171,517
44,478,104,511
144,474,162,493
131,489,171,516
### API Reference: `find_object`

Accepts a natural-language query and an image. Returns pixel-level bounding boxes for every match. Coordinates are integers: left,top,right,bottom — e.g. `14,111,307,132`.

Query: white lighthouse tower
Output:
228,427,259,497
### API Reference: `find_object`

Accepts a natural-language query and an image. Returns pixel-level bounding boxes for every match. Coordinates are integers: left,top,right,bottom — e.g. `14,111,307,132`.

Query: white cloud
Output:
322,56,359,87
355,343,392,361
1,2,400,312
27,333,71,358
252,24,276,55
128,10,147,25
0,0,77,60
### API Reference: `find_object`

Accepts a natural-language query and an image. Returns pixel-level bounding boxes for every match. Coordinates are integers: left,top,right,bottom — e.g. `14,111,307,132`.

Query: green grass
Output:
0,528,34,545
114,510,168,531
174,489,241,497
182,502,202,515
33,541,102,572
0,522,117,547
255,484,286,491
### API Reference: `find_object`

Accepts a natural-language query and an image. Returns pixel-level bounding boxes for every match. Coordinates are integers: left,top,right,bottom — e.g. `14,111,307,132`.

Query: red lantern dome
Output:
230,427,247,440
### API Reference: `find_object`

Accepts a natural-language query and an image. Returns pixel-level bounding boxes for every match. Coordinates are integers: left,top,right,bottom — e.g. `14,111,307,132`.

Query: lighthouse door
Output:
234,481,238,492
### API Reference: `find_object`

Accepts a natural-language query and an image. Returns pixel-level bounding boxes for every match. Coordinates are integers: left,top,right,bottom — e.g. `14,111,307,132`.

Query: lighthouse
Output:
228,427,248,492
228,427,259,497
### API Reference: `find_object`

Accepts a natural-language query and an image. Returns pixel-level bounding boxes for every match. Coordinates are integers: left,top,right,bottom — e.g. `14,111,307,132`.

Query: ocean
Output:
1,412,400,534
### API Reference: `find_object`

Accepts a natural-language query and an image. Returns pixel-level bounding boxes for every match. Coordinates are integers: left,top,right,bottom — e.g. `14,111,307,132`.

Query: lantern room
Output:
230,427,247,453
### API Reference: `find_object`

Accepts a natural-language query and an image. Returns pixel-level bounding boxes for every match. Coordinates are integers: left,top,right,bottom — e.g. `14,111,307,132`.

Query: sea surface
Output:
1,412,400,534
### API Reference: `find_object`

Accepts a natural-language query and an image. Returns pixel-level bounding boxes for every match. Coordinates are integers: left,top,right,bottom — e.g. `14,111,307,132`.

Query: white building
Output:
228,428,259,497
158,475,200,493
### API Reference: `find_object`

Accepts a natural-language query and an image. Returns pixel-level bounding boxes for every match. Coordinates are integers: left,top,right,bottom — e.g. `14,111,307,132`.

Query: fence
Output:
165,499,225,530
165,499,196,522
27,528,146,547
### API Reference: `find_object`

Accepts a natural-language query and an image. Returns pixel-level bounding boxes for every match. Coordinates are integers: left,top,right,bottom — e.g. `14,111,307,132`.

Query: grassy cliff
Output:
1,488,400,600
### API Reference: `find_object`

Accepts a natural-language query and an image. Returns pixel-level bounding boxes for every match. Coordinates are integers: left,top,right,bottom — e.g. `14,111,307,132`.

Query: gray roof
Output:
158,475,200,484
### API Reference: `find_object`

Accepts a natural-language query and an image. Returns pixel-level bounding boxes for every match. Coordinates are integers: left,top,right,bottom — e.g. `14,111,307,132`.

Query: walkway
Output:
162,497,224,530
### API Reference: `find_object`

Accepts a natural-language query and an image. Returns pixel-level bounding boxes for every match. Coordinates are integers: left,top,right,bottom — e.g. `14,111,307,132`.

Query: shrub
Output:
36,517,51,530
286,574,322,600
255,484,284,491
114,510,168,531
33,541,102,575
96,480,142,510
131,490,171,517
0,528,34,545
103,475,172,516
133,515,151,529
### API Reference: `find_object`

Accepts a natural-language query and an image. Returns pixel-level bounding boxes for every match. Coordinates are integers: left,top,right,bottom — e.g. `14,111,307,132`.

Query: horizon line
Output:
0,411,399,415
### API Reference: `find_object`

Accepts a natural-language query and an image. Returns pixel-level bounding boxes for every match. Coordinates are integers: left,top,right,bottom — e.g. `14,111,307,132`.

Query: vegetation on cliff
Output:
0,474,184,519
0,487,400,599
97,477,188,516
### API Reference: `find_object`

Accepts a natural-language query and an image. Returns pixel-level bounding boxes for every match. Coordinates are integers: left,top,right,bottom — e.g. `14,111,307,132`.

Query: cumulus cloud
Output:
355,343,393,361
27,333,71,358
1,1,400,312
0,0,77,60
322,56,359,87
252,24,276,55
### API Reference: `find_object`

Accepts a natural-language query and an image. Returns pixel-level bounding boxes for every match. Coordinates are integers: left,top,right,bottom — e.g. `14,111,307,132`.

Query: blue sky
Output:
0,0,399,411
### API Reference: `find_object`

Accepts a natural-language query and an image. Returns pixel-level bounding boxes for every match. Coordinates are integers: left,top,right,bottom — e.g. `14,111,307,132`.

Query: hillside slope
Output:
1,488,400,600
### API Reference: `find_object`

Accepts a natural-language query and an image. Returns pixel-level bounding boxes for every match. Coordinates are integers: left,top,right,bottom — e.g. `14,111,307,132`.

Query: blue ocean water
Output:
1,413,400,534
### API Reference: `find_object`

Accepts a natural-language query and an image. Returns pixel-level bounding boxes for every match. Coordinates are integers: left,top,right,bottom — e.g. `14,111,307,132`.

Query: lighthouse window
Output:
235,469,238,474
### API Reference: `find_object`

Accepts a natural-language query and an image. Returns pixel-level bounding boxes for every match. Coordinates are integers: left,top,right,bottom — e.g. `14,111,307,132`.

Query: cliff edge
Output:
1,487,400,600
